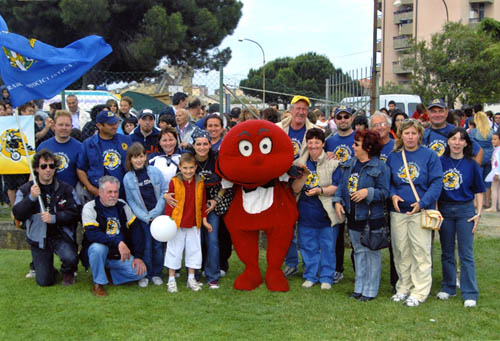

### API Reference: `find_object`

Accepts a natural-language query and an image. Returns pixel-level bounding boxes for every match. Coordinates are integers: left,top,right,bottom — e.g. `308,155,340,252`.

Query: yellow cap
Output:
291,95,310,106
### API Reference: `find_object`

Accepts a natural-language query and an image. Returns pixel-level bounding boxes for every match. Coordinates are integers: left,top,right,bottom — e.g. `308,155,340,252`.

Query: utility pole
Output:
371,0,378,115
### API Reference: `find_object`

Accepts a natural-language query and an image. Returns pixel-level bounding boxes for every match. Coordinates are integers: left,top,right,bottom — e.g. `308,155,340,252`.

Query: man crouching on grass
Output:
81,175,147,297
13,149,80,287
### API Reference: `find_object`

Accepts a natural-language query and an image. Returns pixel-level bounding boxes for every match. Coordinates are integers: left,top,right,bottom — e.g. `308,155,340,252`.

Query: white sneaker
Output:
333,271,344,284
464,299,477,308
187,278,202,291
302,280,315,288
167,280,178,293
436,291,455,300
138,278,149,288
404,296,421,307
151,276,163,286
320,283,332,290
220,270,227,277
25,270,36,279
391,293,408,302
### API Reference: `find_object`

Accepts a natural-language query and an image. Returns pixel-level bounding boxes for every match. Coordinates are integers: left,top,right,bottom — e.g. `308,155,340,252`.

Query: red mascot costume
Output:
216,120,298,291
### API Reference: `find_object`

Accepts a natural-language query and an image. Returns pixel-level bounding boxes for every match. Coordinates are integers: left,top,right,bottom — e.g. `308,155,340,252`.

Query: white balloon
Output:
150,215,177,242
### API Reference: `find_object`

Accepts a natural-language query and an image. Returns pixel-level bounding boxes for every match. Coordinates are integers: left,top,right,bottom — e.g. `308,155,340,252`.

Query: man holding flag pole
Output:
0,13,112,283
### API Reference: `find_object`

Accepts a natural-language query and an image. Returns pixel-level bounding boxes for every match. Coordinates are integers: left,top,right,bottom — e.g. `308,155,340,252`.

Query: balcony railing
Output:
400,22,413,36
394,10,413,24
393,36,410,50
469,0,493,4
392,60,411,74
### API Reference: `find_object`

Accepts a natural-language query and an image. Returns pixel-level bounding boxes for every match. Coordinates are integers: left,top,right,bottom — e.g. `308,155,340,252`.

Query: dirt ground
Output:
476,211,500,238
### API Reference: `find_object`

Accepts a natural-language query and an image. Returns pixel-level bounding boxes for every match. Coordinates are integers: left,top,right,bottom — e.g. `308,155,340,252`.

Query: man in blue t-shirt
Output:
324,105,356,283
37,110,82,187
325,106,355,163
276,95,320,277
77,110,131,198
130,109,160,155
370,111,395,163
423,99,483,164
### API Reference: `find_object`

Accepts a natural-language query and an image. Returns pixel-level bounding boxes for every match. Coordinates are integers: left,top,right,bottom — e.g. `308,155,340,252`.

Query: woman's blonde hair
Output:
474,111,491,139
394,118,424,151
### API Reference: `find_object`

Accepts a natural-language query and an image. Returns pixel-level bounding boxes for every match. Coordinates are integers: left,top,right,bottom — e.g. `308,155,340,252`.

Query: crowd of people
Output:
2,87,498,308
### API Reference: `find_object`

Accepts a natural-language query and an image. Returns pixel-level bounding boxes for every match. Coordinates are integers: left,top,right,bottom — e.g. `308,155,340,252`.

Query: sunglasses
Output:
336,114,351,120
40,163,56,170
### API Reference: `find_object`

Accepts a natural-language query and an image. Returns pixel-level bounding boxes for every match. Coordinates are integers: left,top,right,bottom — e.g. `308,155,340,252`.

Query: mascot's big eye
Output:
238,140,253,157
259,137,272,154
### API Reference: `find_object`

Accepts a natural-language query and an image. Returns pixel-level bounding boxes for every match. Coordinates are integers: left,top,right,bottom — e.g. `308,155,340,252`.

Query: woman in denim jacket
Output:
123,143,168,287
333,130,390,301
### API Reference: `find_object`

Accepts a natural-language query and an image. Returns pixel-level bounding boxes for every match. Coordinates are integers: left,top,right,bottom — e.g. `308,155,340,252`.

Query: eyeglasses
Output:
336,114,351,120
40,163,56,170
372,122,389,128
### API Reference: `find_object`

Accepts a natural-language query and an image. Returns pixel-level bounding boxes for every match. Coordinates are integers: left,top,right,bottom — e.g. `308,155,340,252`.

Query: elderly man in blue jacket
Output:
81,175,146,297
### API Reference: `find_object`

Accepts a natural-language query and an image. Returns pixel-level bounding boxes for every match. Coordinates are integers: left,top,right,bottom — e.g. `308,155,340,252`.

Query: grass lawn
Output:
0,233,499,340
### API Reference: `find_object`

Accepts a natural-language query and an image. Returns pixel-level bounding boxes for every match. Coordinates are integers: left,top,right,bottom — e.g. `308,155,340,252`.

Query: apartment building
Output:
378,0,500,86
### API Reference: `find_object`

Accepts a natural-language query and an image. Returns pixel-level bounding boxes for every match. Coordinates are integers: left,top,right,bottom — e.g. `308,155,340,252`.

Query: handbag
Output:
360,220,390,251
401,150,443,231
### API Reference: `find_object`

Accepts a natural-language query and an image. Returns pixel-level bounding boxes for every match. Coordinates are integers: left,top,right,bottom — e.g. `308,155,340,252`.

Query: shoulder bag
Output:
401,150,443,231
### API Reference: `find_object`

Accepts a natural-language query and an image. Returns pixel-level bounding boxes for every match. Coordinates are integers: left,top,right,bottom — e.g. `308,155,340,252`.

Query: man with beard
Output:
324,106,355,284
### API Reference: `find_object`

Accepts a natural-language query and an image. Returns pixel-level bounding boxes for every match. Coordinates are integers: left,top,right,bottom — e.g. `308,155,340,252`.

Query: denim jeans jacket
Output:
332,156,390,221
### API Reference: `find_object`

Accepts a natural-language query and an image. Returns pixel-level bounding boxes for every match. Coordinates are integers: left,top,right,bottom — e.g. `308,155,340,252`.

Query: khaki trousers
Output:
390,212,432,302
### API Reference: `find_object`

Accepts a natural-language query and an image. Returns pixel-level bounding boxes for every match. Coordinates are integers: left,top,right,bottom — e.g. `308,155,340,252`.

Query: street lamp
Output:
239,38,266,106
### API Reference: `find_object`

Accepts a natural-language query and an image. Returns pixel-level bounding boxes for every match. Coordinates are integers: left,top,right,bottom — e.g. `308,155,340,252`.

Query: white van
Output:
42,90,121,113
340,94,422,115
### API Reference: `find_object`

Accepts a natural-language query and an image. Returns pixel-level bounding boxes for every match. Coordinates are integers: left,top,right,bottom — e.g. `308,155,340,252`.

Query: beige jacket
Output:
276,116,321,159
295,150,342,226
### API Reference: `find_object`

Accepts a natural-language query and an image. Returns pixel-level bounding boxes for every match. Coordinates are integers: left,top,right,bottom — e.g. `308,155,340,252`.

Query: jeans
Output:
349,229,381,298
30,236,78,286
141,220,165,278
298,225,337,284
438,201,479,301
335,222,345,273
202,212,220,282
88,243,146,285
285,225,299,268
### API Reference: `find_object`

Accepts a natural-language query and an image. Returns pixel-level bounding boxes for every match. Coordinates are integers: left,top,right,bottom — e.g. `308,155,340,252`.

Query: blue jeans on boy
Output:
285,226,299,268
88,243,146,285
141,221,165,278
349,229,381,298
298,225,337,284
438,201,479,301
203,212,220,283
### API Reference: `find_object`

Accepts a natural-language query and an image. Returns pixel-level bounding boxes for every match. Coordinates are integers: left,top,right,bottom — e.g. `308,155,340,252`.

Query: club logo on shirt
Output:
291,138,301,158
348,173,359,194
106,218,120,236
102,149,121,170
334,145,351,162
397,162,420,183
121,143,128,151
428,139,446,157
54,152,69,172
304,172,319,191
380,154,388,163
443,169,462,191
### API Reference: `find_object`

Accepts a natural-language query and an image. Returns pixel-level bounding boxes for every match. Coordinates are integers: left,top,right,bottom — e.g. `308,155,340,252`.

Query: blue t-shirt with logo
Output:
288,126,306,160
439,155,486,202
297,159,335,227
423,123,480,157
324,131,355,163
37,137,82,187
380,139,395,163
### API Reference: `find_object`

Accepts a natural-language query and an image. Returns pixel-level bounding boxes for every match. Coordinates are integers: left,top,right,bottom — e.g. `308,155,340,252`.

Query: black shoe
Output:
359,295,375,302
350,292,362,299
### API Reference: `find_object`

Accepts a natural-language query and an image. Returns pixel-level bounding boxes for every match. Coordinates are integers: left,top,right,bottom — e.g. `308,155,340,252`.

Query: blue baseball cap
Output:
334,106,353,117
96,110,119,124
427,98,447,110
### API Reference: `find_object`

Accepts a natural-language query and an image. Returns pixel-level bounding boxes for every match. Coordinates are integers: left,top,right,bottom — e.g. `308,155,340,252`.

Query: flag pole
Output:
13,112,45,212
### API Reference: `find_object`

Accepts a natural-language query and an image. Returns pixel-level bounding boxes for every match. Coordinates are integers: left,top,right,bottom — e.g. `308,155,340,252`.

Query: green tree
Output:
405,21,500,107
240,52,348,105
1,0,242,74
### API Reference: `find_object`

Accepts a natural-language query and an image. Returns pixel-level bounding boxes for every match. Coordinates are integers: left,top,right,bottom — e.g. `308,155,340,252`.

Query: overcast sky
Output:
219,0,375,85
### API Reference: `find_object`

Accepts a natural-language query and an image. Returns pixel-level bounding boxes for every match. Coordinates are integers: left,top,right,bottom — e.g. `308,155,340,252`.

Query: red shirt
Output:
165,177,207,228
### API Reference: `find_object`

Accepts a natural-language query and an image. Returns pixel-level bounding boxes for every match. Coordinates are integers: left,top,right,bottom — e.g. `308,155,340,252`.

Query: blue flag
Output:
0,15,112,107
